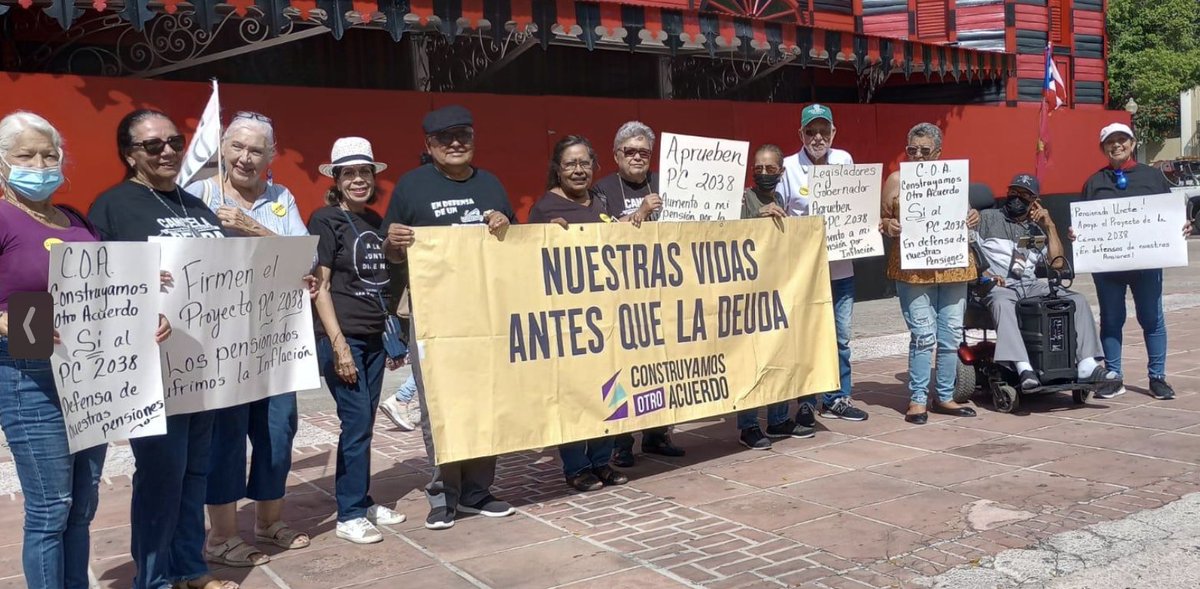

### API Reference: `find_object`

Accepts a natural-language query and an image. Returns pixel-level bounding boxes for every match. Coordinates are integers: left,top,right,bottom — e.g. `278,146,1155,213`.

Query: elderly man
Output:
777,104,869,435
1077,123,1193,400
383,105,517,530
976,174,1119,392
592,120,686,466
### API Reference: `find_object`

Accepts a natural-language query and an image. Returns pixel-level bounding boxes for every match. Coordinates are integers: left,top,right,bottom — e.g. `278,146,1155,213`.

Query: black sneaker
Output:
1094,380,1127,399
425,506,455,530
819,397,868,421
567,471,604,492
796,403,817,429
766,418,816,439
739,426,772,450
458,495,515,518
611,447,635,468
642,434,686,457
1150,378,1176,400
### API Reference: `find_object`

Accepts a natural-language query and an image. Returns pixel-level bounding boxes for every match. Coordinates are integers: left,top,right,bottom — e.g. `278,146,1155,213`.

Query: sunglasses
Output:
621,147,653,160
234,111,272,124
131,135,186,156
905,145,935,157
430,128,475,146
803,128,831,138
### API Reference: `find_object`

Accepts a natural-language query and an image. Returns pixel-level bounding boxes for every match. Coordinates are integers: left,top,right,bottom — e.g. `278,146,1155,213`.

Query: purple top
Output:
0,200,99,312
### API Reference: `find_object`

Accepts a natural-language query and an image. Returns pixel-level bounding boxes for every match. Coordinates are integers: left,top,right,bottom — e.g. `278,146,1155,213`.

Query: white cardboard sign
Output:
658,132,750,222
811,164,885,261
899,160,970,269
1071,193,1189,273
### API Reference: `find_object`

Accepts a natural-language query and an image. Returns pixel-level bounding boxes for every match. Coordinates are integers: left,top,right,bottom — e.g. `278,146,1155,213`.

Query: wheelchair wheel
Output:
992,383,1019,413
953,360,977,403
1072,389,1091,405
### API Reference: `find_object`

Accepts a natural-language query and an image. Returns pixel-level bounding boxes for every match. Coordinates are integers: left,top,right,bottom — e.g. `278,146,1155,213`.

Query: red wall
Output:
0,72,1126,221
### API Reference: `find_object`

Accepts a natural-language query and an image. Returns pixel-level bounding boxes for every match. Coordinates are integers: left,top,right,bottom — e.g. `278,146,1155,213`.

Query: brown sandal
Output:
255,521,311,549
204,537,270,567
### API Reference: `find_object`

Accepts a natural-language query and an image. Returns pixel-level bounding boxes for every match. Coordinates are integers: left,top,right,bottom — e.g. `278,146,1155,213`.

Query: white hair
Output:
222,115,276,162
613,121,655,152
0,110,65,166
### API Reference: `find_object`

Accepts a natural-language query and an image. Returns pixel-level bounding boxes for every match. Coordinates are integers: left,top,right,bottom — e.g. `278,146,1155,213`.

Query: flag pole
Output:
211,78,232,207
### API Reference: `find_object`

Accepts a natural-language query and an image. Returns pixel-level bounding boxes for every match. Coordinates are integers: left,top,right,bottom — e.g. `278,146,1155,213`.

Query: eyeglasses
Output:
803,128,832,138
620,147,653,160
753,165,782,174
905,145,935,157
560,160,594,171
131,135,186,156
430,128,475,146
233,111,272,124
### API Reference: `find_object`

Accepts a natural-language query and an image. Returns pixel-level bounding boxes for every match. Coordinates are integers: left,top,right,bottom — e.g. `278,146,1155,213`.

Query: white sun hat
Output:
318,137,389,177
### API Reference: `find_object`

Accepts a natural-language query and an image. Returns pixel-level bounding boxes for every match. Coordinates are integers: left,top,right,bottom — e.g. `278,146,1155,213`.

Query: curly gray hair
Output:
613,121,655,152
907,122,943,150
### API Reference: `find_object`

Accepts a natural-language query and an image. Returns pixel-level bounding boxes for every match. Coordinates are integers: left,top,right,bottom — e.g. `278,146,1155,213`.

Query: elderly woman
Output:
879,123,979,425
87,109,231,589
529,135,631,492
1076,123,1193,400
183,111,310,567
308,137,406,544
0,111,168,589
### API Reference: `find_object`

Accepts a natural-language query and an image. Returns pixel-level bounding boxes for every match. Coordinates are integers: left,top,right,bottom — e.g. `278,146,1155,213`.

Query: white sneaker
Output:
379,398,416,431
366,504,407,526
336,518,382,544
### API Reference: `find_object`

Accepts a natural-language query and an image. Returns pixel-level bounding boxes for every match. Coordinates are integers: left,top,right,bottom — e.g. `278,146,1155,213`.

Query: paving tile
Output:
267,531,435,589
1091,405,1200,431
776,470,930,510
700,454,846,489
851,489,977,537
948,437,1090,467
1120,432,1200,465
557,567,691,588
867,424,1004,452
339,564,478,589
89,524,131,561
776,513,929,561
629,471,757,507
1034,449,1196,487
696,490,834,532
959,412,1065,435
1022,420,1160,450
867,454,1016,487
453,537,632,589
390,513,565,562
801,438,933,469
949,469,1124,511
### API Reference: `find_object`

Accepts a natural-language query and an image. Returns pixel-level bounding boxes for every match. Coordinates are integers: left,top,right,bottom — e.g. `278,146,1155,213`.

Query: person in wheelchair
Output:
974,174,1120,392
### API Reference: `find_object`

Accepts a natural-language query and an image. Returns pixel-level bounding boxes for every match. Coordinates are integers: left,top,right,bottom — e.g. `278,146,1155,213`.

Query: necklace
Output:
141,182,187,218
3,193,64,227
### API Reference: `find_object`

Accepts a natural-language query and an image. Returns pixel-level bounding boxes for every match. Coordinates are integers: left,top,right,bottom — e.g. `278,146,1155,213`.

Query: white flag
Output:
178,80,220,188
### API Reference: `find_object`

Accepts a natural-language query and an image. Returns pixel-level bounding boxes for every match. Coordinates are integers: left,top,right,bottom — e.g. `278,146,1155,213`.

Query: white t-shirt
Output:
778,147,855,280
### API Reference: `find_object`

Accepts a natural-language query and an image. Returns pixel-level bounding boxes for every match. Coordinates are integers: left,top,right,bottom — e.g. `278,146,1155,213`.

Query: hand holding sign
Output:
899,160,970,269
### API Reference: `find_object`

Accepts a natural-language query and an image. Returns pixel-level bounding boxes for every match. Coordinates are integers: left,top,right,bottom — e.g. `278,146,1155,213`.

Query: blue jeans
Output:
130,411,215,589
317,334,386,521
1093,270,1167,379
206,392,298,505
897,281,966,406
736,402,790,430
394,375,418,403
559,437,616,478
0,339,106,589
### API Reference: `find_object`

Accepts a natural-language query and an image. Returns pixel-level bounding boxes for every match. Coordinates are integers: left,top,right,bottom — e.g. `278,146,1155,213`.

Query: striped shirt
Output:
186,178,309,237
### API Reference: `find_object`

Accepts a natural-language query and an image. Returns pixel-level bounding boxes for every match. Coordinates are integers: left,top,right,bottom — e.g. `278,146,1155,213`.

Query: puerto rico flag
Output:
1036,43,1064,179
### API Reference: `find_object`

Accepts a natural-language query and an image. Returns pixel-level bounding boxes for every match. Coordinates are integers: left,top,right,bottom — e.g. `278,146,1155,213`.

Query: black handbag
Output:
338,209,408,361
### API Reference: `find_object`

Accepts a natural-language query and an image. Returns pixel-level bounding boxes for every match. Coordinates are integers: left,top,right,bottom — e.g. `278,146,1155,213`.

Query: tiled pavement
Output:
3,310,1200,588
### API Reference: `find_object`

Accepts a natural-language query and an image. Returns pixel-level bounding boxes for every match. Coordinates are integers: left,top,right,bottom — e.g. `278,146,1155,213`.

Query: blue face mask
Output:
4,165,64,202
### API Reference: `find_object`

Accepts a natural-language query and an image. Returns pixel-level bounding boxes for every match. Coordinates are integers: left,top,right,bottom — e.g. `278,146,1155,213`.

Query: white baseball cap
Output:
1099,123,1135,144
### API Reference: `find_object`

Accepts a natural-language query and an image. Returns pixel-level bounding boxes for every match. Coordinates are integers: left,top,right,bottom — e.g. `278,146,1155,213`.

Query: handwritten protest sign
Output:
408,217,839,464
899,160,970,269
153,236,321,415
49,242,165,453
811,164,884,261
1071,194,1189,273
658,132,750,222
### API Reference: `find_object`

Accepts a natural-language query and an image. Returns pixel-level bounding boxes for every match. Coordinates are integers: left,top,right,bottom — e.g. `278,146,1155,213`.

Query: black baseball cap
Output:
1008,173,1040,197
423,105,473,134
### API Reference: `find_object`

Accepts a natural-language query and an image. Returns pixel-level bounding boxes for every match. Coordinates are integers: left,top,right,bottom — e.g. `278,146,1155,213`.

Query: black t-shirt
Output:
1081,162,1173,200
383,164,515,228
89,180,226,241
527,191,615,224
308,206,390,338
592,172,657,219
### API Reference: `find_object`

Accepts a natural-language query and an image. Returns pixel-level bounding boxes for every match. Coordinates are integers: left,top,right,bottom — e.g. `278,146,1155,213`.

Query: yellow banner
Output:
408,217,839,464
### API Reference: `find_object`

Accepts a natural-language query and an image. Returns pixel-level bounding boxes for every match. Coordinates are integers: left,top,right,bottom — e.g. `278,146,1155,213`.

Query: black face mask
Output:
1004,195,1030,219
754,173,782,192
